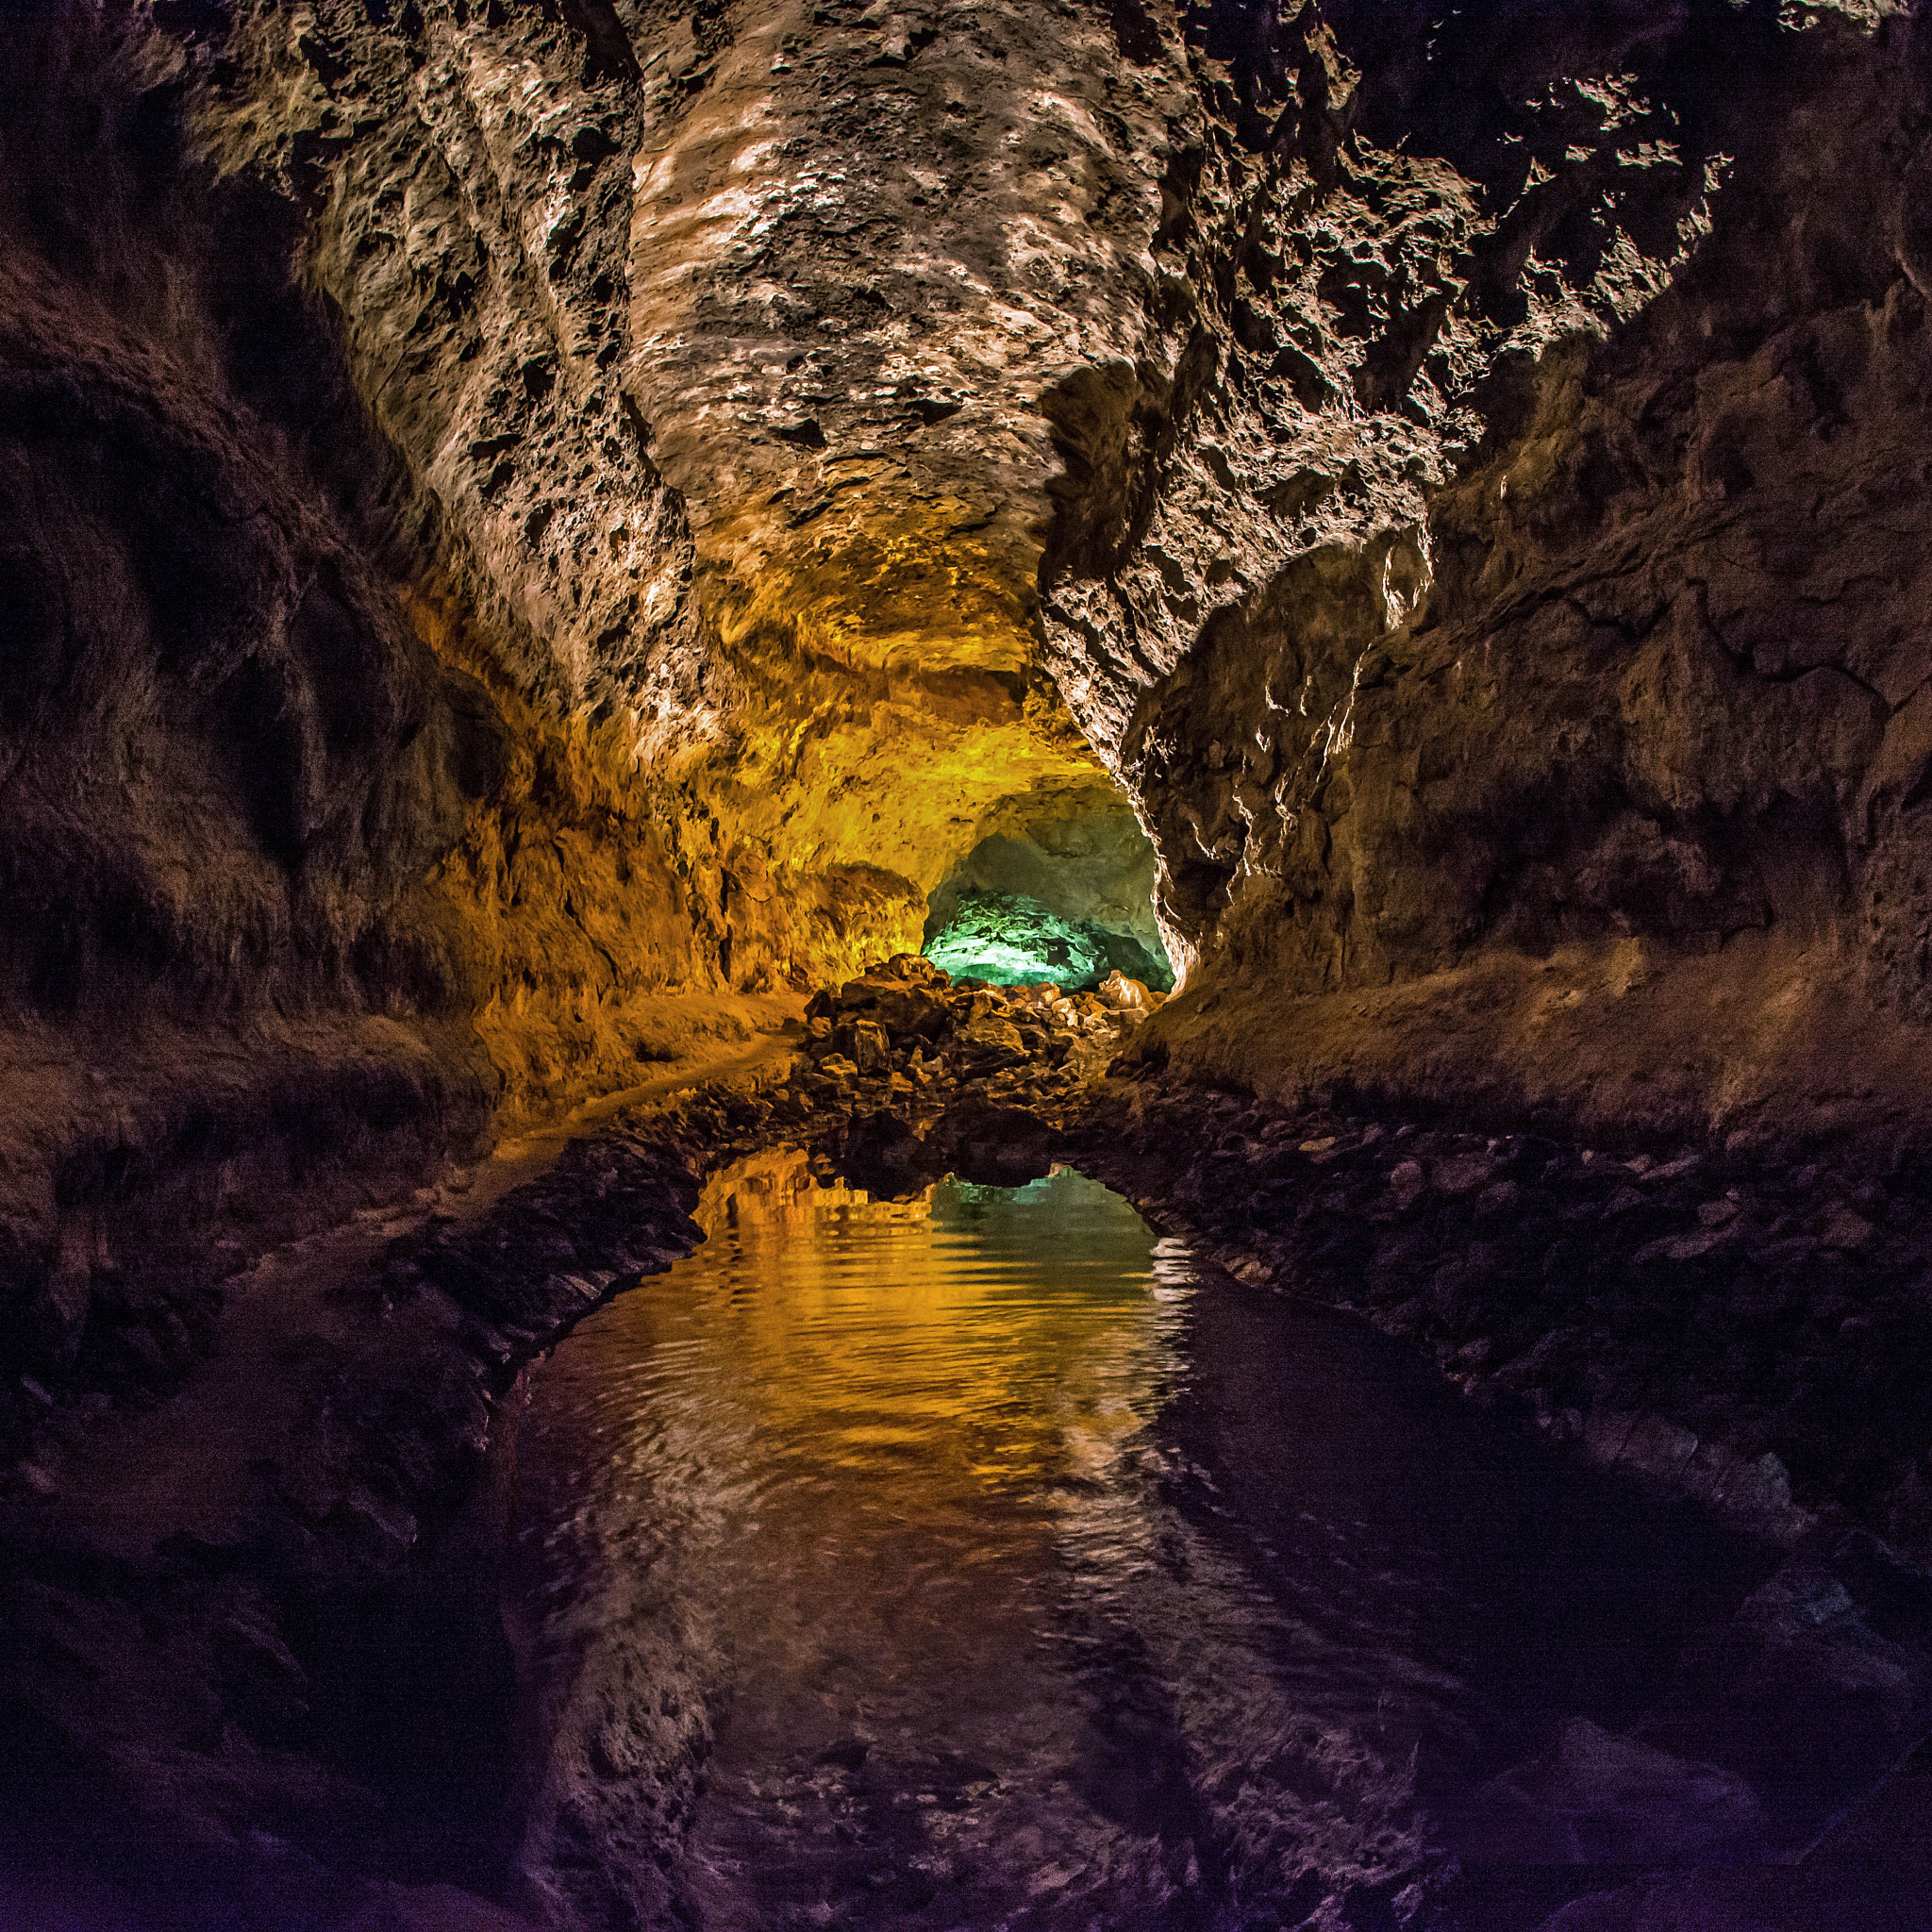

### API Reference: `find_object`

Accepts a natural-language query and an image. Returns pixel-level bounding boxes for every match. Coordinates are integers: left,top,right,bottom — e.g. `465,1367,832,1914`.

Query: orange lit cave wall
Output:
167,0,1129,1129
396,579,699,1128
401,575,1118,1129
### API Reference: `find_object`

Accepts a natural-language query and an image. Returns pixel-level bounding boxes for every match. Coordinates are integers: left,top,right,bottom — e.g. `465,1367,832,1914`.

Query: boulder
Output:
1098,971,1156,1013
1451,1719,1763,1864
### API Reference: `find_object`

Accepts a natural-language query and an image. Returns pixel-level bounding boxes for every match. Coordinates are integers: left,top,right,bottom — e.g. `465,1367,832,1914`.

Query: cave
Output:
921,793,1175,991
6,2,1932,1928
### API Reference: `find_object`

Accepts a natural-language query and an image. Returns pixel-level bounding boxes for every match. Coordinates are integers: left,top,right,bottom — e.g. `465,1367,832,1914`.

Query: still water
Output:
508,1155,1769,1931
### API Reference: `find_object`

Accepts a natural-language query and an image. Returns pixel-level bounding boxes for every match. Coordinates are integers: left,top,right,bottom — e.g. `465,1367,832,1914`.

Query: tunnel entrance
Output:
921,801,1174,992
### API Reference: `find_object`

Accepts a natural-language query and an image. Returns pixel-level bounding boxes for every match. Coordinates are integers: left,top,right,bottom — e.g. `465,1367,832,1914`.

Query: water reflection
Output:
508,1154,1768,1931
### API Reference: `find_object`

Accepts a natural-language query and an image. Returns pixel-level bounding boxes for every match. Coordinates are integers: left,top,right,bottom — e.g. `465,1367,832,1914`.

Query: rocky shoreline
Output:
0,1048,808,1930
3,959,1932,1927
1078,1086,1931,1557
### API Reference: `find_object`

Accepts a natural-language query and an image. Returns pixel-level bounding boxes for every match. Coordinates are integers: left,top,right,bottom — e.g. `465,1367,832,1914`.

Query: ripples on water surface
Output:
508,1154,1769,1931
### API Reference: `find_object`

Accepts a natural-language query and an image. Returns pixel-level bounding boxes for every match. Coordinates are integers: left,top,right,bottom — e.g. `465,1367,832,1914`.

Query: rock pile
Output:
795,954,1143,1124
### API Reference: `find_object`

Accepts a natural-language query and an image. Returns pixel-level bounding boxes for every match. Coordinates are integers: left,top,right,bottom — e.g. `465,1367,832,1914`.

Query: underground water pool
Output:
507,1154,1772,1930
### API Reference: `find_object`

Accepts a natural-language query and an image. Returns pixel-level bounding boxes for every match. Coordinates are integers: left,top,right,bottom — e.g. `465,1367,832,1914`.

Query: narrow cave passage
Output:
921,793,1174,993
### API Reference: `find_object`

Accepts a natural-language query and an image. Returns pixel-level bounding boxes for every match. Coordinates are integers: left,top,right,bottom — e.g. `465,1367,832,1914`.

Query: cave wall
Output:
0,15,512,1383
923,796,1171,981
154,0,1932,1114
10,0,1932,1398
1024,0,1932,1151
0,0,1182,1392
190,0,1141,1000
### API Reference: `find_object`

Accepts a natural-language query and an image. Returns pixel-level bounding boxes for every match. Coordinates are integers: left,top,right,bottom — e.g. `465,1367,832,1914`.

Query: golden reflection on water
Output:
678,1147,1178,1500
513,1150,1220,1930
513,1153,1783,1932
693,1146,909,1232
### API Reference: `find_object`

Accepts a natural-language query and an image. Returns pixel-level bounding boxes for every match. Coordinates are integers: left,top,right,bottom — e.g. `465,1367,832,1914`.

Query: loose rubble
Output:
795,952,1142,1124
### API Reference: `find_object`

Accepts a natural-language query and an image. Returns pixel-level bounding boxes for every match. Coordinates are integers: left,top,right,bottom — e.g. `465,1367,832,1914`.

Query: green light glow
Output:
923,891,1172,991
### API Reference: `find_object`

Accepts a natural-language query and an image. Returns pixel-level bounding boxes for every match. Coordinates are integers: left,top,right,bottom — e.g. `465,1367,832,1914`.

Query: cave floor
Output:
5,969,1932,1930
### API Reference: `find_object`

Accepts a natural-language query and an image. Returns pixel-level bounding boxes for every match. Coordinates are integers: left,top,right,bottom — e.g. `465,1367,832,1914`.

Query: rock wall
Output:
1030,1,1932,1151
192,0,1142,991
10,0,1932,1407
0,0,1176,1401
0,14,504,1387
14,8,1932,1914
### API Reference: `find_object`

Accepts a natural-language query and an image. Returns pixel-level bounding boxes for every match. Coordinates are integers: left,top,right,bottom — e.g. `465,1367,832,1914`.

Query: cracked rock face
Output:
1035,0,1932,1145
16,7,1932,1913
194,0,1164,998
223,0,1932,1144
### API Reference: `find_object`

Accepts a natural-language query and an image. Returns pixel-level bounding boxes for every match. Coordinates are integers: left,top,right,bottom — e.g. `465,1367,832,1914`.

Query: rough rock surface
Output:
12,3,1932,1923
0,16,509,1422
1054,2,1932,1148
924,885,1168,987
190,0,1135,983
13,0,1932,1404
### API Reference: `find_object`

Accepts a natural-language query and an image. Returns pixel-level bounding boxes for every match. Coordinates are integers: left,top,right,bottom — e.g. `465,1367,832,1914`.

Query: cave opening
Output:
921,795,1175,993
